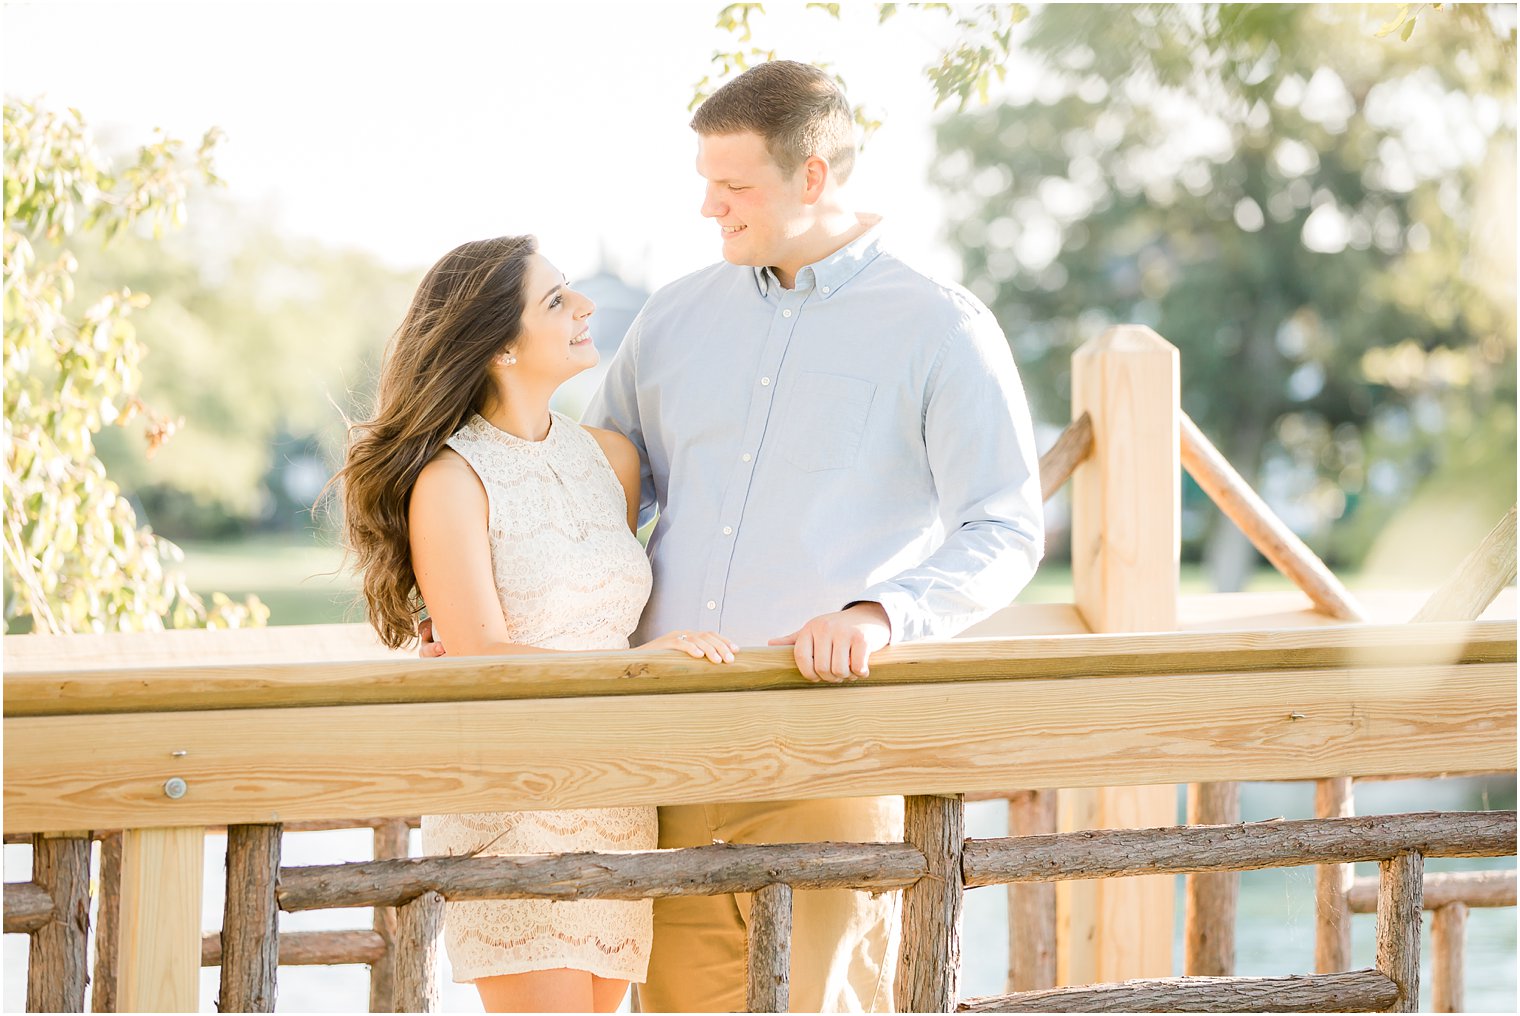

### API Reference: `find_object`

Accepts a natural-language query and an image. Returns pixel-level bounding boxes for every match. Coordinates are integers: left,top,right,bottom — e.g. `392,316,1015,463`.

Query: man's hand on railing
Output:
769,602,890,683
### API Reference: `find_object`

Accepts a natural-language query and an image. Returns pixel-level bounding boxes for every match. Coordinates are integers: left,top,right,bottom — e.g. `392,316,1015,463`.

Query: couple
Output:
337,61,1044,1014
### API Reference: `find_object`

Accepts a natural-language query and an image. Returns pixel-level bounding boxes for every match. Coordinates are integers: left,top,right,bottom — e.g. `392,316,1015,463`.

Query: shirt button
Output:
760,377,771,386
782,309,793,318
722,526,733,536
741,453,752,462
706,600,717,610
821,286,831,294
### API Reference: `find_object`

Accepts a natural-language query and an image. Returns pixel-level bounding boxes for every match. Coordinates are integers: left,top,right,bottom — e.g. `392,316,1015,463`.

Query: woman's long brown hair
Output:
334,235,538,648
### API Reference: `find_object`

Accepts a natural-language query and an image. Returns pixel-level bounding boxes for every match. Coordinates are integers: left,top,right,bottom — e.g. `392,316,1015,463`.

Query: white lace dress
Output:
421,411,656,984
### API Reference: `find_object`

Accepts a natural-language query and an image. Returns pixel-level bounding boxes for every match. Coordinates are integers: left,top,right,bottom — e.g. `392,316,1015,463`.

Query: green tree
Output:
3,100,267,633
79,207,419,537
930,4,1515,584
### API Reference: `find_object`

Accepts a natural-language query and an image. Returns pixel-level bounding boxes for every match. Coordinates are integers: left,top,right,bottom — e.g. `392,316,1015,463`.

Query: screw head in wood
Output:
163,777,188,799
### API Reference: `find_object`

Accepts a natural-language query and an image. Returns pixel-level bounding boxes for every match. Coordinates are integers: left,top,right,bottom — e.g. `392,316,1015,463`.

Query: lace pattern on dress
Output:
422,412,657,983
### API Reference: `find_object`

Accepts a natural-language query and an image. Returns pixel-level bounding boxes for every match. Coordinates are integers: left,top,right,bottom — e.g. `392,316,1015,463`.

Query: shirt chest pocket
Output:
775,371,877,472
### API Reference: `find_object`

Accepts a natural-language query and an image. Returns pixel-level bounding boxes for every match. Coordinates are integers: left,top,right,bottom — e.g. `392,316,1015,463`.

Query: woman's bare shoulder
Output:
412,448,484,505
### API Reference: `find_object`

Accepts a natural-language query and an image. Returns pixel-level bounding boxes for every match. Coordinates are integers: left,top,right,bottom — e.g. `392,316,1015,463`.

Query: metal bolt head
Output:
163,777,188,799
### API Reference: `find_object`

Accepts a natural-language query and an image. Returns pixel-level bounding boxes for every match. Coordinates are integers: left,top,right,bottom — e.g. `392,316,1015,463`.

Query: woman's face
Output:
508,253,598,383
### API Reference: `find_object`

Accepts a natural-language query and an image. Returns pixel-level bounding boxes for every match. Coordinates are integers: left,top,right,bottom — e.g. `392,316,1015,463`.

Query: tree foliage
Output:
930,4,1515,577
80,208,419,537
698,2,1516,583
3,100,267,633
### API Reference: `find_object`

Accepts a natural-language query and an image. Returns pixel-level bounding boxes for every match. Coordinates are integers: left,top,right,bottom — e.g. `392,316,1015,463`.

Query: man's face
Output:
695,131,806,269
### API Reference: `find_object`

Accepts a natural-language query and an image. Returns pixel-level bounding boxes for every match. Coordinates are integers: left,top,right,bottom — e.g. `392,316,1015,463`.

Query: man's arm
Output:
776,306,1044,681
863,305,1045,642
582,312,658,531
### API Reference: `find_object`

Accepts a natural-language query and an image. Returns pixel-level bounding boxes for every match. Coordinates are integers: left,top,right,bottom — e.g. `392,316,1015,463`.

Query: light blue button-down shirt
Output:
583,220,1044,648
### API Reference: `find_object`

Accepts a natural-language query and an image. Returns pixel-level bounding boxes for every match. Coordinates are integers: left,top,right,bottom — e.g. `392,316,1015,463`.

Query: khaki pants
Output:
638,796,904,1013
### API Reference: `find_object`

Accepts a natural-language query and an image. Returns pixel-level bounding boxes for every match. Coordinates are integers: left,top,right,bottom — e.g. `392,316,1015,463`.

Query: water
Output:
6,782,1515,1012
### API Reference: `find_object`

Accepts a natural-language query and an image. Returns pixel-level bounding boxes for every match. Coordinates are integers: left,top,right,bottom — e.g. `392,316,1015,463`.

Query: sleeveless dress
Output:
421,411,657,984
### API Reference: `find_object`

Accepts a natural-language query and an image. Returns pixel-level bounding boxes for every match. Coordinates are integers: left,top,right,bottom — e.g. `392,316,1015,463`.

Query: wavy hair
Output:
334,235,537,648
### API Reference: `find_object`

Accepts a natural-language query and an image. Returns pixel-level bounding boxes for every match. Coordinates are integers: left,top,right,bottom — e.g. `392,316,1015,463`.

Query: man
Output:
583,61,1045,1012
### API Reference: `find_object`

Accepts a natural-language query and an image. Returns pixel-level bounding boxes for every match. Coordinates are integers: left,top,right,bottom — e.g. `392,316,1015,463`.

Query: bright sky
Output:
2,1,978,287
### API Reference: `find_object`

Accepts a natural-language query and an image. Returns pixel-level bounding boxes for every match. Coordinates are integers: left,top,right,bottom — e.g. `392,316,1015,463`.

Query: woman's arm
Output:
585,426,642,534
408,449,559,657
411,444,734,663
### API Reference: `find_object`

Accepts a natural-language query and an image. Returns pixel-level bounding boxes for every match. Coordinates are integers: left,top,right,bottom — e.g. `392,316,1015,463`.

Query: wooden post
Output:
1430,902,1466,1013
1061,325,1180,984
1375,850,1425,1014
217,824,282,1013
369,818,410,1012
896,794,965,1013
746,883,792,1013
1183,781,1239,975
1006,790,1057,992
27,833,92,1013
92,832,122,1013
1315,777,1355,972
392,891,443,1013
118,827,205,1013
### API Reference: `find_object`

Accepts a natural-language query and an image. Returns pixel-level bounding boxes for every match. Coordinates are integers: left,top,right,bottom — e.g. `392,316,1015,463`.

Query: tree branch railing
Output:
255,809,1520,1013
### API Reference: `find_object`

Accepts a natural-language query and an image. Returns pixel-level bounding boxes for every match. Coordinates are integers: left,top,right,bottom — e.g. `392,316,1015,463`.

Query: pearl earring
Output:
499,354,517,367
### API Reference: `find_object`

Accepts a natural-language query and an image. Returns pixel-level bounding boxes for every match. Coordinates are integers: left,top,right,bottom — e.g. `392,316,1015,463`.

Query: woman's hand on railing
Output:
417,618,446,658
641,631,739,664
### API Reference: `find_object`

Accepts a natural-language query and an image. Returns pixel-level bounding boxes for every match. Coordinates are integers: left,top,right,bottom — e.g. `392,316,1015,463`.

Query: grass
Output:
175,534,361,627
176,534,1317,626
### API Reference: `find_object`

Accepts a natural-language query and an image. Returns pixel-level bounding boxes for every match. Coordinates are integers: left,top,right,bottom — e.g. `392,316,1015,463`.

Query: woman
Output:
336,235,737,1012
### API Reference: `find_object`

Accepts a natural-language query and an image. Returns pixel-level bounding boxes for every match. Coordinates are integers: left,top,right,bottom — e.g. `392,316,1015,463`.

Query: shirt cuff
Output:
852,587,919,645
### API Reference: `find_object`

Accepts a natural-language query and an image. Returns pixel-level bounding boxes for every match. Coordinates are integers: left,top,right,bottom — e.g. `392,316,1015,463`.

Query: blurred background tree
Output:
3,101,268,632
81,205,418,538
928,3,1516,587
706,2,1516,589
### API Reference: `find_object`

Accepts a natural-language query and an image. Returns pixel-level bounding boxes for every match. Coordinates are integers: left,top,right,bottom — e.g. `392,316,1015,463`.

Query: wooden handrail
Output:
957,968,1400,1012
278,841,929,912
963,811,1514,886
1413,503,1518,623
1347,869,1517,912
6,619,1510,718
201,929,386,967
1180,412,1367,621
2,881,53,933
1038,412,1093,499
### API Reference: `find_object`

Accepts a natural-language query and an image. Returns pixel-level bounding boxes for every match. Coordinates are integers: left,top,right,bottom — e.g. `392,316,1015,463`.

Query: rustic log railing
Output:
4,615,1515,1011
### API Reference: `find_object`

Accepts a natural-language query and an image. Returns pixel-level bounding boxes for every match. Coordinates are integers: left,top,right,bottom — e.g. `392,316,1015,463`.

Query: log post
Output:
27,833,92,1013
1315,777,1355,972
118,826,205,1013
369,818,410,1013
1430,902,1467,1013
1375,850,1425,1014
392,891,443,1013
92,832,122,1013
1062,325,1179,984
746,882,792,1013
896,794,965,1013
1183,781,1239,975
217,824,282,1013
1006,790,1057,992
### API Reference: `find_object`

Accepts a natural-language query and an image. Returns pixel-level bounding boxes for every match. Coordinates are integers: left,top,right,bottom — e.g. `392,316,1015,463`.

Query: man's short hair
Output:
690,60,857,183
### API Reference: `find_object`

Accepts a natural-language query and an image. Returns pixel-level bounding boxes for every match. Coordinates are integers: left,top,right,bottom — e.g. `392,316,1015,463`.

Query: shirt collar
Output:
752,214,885,299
